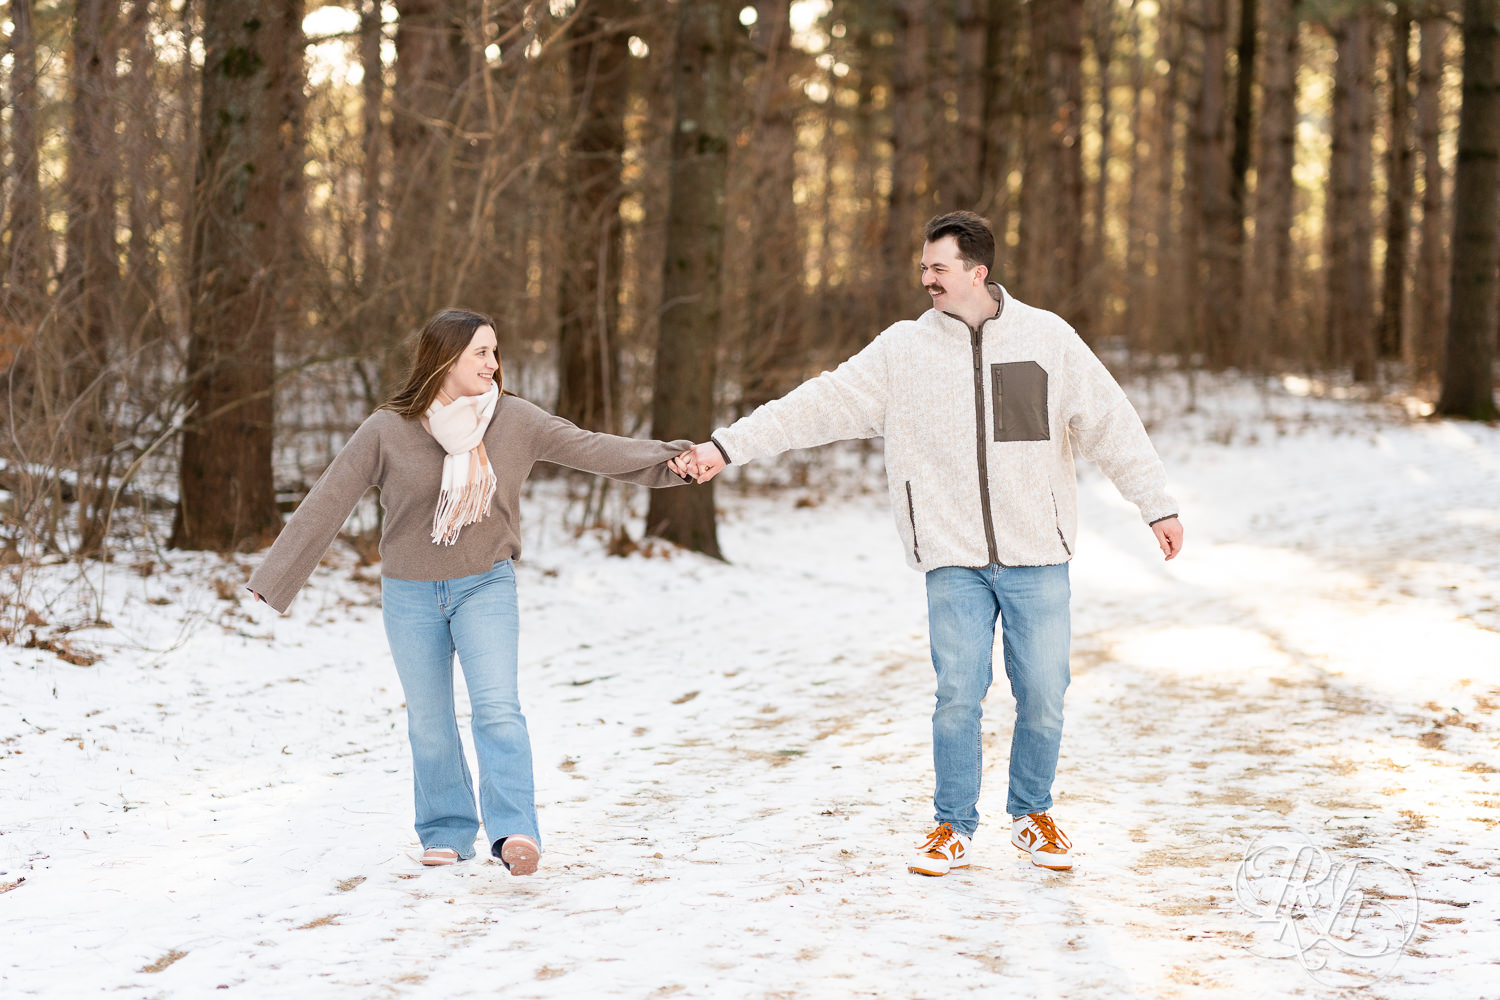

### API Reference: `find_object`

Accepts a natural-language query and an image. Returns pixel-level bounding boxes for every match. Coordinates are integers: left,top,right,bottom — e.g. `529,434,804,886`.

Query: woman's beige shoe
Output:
496,835,540,876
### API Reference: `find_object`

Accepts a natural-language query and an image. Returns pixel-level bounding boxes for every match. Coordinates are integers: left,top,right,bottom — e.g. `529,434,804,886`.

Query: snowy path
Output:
3,381,1499,998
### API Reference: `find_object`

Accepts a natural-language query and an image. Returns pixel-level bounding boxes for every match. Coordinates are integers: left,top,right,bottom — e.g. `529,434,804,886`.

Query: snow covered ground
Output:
3,373,1498,999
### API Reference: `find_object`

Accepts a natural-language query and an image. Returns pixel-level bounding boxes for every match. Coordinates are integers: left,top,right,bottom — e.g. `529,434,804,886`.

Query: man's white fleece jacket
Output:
712,285,1178,572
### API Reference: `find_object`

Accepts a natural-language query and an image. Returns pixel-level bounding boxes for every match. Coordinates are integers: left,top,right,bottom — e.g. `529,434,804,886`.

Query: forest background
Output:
1,0,1498,600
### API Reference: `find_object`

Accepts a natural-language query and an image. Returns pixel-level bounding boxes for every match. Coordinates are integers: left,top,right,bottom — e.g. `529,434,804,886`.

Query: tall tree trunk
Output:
384,0,468,348
57,0,123,554
946,0,986,211
1090,0,1116,329
811,72,837,341
1230,0,1257,225
1149,0,1188,355
461,6,510,338
979,0,1018,234
1228,0,1256,359
1017,0,1046,302
176,0,199,323
647,0,734,557
618,0,676,360
1248,0,1300,366
1325,6,1376,382
58,0,121,404
172,0,306,551
122,0,162,345
1412,8,1450,378
274,0,307,373
1380,5,1415,362
1059,0,1086,325
1029,0,1085,324
490,2,533,381
845,15,884,340
360,0,384,301
3,0,47,326
881,0,930,322
740,0,804,410
1189,0,1237,367
556,0,630,432
1436,0,1499,418
524,10,567,388
1122,0,1150,342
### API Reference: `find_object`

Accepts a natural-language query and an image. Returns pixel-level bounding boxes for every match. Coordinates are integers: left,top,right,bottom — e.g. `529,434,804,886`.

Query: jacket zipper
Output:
1050,488,1072,556
968,327,1001,566
905,480,921,563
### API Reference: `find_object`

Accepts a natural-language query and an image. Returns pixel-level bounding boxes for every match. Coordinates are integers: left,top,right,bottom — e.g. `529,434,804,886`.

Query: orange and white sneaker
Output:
908,822,971,876
1010,812,1073,870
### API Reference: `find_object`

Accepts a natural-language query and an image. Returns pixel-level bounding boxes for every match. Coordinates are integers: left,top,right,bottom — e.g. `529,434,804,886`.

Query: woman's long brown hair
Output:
381,308,501,418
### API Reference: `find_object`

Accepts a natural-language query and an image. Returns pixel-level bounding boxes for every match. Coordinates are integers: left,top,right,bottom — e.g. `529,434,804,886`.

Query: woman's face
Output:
440,325,499,399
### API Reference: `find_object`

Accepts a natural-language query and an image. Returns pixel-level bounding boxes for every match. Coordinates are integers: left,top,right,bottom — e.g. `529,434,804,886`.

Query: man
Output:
686,211,1182,875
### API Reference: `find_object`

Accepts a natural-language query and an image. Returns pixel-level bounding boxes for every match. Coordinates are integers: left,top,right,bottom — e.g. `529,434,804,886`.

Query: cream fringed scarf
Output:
421,384,499,545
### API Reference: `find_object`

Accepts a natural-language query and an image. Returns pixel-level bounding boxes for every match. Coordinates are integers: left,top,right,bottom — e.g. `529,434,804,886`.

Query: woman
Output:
249,308,696,875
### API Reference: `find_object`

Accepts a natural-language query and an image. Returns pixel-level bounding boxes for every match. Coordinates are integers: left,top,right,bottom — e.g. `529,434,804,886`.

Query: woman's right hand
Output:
668,449,701,483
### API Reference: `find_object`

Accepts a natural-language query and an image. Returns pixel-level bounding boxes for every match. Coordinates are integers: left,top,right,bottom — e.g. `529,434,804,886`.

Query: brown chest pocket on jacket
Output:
992,361,1050,442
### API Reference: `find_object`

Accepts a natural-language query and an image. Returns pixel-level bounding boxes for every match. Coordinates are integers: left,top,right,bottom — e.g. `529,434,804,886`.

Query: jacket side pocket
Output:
1050,487,1073,557
992,361,1050,442
905,480,921,564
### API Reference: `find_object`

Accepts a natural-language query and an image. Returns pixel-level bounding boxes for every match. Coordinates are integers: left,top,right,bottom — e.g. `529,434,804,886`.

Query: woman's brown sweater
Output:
248,394,690,613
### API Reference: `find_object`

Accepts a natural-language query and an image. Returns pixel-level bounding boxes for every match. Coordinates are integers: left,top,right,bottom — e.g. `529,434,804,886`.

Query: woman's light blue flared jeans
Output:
381,559,538,859
925,562,1072,836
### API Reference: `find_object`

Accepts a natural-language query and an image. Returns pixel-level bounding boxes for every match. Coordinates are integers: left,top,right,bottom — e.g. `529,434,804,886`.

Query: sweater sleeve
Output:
710,332,890,464
527,402,693,487
247,415,385,614
1062,333,1178,525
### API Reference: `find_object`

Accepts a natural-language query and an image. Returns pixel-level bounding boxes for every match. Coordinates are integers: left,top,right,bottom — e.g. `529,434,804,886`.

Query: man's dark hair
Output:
923,211,995,273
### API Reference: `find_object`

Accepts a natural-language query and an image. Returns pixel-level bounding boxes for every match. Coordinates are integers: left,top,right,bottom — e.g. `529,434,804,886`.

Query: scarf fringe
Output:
430,458,497,546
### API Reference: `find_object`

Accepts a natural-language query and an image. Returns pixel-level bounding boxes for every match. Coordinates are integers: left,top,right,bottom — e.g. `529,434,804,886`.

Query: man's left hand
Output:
1152,516,1183,560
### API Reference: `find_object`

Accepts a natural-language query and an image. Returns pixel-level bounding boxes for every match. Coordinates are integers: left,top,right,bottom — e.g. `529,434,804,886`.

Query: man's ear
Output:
972,264,989,286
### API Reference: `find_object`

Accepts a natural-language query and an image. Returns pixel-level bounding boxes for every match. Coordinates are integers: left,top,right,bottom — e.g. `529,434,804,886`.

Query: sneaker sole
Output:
1011,836,1072,870
907,859,969,876
500,838,539,876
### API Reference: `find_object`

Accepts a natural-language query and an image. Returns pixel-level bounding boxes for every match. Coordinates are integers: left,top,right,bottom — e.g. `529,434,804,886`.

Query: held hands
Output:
1152,516,1184,561
668,442,728,484
687,442,726,482
668,451,698,482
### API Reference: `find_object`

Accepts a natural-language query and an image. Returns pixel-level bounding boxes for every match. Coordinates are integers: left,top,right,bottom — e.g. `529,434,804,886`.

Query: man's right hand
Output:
687,442,727,483
1152,516,1183,560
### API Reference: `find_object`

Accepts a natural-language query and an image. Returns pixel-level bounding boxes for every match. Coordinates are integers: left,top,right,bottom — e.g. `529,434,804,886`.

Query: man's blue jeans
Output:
381,559,538,859
924,563,1071,836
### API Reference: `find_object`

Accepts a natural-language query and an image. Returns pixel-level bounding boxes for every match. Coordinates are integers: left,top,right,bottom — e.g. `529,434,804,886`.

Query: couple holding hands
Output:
250,211,1183,878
